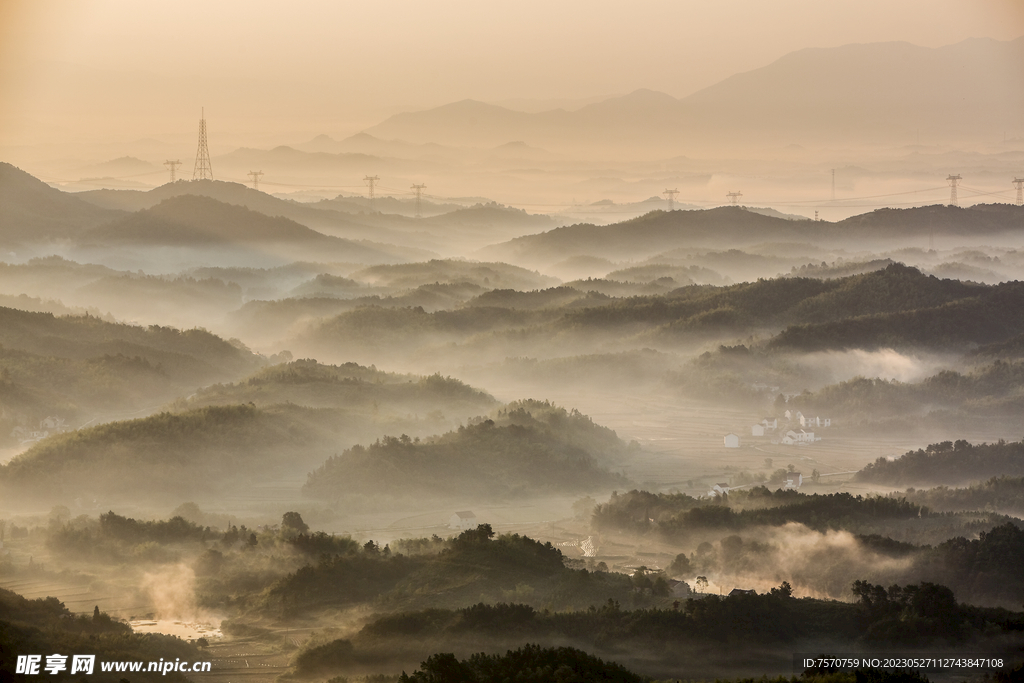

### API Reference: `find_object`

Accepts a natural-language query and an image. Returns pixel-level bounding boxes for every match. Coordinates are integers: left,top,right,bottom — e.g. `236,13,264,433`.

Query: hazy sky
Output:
1,0,1022,146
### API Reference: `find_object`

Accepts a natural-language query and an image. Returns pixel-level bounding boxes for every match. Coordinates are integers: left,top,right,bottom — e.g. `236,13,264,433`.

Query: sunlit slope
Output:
479,205,1024,265
303,400,631,501
0,162,125,245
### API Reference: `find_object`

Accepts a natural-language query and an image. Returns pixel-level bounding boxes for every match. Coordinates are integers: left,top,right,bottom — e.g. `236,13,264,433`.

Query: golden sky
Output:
1,0,1021,146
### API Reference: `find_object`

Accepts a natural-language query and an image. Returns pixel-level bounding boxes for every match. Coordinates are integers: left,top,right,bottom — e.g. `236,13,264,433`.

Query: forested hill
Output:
0,162,124,244
303,400,631,501
479,204,1024,263
81,195,405,263
173,358,498,416
0,404,344,503
294,263,1024,359
0,306,258,380
856,439,1024,487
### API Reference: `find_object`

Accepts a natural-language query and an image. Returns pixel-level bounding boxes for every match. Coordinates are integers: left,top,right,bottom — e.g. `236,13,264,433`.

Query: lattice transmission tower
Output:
663,188,679,211
726,191,743,205
364,175,380,211
193,108,213,180
164,159,181,183
247,170,264,191
411,184,427,218
1014,177,1024,206
946,174,961,207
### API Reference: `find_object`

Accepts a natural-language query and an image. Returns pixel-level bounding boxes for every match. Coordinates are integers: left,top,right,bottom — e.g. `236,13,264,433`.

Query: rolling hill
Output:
0,162,125,245
81,194,414,263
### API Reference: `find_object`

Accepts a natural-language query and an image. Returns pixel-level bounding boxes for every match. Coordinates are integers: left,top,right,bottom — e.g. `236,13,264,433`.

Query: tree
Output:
668,552,692,577
770,581,793,598
696,575,709,593
281,511,309,535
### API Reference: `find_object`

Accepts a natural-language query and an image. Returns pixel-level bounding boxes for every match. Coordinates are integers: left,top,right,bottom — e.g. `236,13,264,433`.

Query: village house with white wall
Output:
10,416,69,443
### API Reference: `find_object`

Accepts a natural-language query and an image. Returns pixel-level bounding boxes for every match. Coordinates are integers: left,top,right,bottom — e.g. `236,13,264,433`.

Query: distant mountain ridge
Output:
365,38,1024,149
478,204,1024,264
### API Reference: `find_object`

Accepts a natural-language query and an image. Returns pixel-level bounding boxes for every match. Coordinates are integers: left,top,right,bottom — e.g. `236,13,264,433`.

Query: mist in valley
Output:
1,2,1023,682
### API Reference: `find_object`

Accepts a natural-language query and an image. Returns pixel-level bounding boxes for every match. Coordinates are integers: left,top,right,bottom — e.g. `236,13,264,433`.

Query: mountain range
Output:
365,38,1024,151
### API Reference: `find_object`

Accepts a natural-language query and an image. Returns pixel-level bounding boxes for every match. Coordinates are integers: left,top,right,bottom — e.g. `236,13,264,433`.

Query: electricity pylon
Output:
411,183,426,218
663,188,679,211
192,108,213,180
164,159,181,183
946,174,961,207
247,170,264,191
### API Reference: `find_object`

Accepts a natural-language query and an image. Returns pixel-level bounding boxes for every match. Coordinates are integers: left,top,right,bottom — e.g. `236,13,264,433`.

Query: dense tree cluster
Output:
856,439,1024,487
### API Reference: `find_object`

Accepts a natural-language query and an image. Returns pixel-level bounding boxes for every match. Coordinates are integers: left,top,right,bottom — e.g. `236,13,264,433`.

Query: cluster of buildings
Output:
723,410,831,449
9,416,69,443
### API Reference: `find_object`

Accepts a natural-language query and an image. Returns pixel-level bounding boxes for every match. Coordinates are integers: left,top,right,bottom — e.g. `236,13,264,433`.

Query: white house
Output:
708,482,731,497
724,433,740,448
784,472,803,489
448,511,478,530
751,424,765,437
761,417,778,431
781,430,815,445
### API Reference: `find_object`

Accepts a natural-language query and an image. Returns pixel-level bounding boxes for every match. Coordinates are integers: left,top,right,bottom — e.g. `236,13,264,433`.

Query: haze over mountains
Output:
2,11,1024,681
367,38,1024,152
5,37,1022,226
